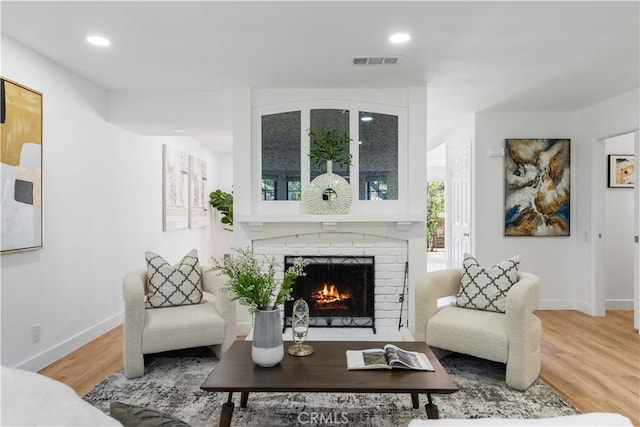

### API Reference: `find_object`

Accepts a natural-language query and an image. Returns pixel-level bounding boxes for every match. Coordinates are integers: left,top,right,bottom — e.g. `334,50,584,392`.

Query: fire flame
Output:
314,282,351,305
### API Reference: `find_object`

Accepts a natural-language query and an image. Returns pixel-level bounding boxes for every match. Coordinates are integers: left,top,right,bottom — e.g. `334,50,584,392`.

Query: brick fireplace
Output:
252,232,409,331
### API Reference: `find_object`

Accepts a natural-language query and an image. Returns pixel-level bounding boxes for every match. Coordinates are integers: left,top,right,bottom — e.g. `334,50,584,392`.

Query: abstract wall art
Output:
607,154,634,188
1,78,43,253
189,155,208,228
163,145,189,231
504,138,570,237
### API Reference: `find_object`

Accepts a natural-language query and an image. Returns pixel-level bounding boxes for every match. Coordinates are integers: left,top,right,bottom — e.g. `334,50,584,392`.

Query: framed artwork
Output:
1,78,43,253
189,155,208,228
608,154,634,188
504,138,570,237
162,145,189,231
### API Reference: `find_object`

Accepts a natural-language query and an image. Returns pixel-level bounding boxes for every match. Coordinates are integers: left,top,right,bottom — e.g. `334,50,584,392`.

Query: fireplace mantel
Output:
236,213,423,232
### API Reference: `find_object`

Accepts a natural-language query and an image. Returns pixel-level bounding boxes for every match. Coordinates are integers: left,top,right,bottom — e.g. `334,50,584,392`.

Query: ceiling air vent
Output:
352,56,401,65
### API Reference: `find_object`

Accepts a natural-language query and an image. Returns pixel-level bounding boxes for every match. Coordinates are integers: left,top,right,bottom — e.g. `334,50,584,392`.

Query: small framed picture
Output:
608,154,634,188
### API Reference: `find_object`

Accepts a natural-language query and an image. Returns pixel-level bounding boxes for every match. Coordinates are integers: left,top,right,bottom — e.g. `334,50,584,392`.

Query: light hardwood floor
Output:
38,310,639,425
536,310,639,426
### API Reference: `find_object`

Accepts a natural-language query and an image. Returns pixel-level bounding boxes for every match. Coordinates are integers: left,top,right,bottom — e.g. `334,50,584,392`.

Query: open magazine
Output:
345,344,434,371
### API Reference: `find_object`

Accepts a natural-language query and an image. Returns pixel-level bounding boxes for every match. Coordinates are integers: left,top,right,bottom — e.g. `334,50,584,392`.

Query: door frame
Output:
593,129,639,331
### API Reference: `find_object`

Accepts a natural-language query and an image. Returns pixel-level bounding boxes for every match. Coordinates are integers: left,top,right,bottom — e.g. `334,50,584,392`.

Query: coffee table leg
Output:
240,392,249,408
425,393,439,419
219,392,234,427
410,393,419,409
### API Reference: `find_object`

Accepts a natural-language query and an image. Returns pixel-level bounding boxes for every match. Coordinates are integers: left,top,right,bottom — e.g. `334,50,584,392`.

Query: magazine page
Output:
384,344,435,371
345,349,391,370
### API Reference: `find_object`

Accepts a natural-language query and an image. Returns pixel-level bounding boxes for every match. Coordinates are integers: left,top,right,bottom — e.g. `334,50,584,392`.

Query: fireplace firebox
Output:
283,256,375,333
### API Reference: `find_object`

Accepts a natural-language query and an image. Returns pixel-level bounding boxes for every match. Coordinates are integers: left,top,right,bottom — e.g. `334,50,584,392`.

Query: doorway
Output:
596,130,639,331
603,133,635,310
427,144,446,272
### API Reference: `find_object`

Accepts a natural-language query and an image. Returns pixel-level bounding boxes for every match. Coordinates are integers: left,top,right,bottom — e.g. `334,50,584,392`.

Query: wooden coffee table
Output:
201,340,458,426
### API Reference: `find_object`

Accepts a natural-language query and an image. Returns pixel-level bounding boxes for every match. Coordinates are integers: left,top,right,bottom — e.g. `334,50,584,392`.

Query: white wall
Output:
472,89,639,315
604,133,635,309
575,88,639,317
474,112,578,308
1,36,231,370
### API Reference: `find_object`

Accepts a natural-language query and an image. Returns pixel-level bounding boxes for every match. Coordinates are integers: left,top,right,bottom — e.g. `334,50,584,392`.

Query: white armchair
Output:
414,268,541,390
122,266,236,378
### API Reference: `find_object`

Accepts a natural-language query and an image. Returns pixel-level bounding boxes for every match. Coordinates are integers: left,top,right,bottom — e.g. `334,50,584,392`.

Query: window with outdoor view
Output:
358,111,398,200
261,111,301,200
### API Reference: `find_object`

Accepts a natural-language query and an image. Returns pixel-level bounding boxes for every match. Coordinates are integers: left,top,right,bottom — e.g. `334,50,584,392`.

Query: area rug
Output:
83,348,578,427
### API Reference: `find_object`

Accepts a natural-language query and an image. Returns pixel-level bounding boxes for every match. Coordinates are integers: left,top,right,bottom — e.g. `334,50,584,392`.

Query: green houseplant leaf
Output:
209,189,233,231
308,127,353,168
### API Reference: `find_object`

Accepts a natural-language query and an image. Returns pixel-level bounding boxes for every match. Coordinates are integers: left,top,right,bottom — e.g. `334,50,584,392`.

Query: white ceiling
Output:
2,1,638,153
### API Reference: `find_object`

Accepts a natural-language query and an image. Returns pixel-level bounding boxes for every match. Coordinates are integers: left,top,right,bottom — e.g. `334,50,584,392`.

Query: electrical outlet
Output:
31,324,41,343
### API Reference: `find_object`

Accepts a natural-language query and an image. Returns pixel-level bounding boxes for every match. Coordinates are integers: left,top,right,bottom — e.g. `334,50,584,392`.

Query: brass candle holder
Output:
287,299,314,356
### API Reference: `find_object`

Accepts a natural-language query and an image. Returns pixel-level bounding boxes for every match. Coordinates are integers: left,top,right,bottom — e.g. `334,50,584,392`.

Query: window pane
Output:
287,179,301,200
262,111,301,200
310,109,350,181
359,111,398,200
262,178,276,200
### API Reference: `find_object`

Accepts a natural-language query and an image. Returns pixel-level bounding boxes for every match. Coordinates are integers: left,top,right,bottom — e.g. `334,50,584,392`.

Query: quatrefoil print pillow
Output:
145,249,202,308
455,253,520,313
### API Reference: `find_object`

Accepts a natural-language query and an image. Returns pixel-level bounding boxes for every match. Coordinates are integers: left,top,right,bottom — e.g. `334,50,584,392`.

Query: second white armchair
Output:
414,268,542,390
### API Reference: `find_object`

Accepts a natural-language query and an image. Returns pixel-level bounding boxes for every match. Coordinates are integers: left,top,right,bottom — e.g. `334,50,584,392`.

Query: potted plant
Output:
209,189,233,231
214,248,308,367
308,127,353,173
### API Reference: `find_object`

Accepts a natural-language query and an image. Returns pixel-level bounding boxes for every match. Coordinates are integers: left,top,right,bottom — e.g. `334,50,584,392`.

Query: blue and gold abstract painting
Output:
504,139,570,237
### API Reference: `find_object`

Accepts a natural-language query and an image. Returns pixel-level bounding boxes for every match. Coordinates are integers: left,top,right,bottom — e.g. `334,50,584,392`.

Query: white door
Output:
447,143,472,268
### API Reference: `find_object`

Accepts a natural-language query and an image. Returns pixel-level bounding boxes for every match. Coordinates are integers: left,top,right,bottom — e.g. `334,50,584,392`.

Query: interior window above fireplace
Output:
261,111,301,201
258,103,403,207
359,111,398,200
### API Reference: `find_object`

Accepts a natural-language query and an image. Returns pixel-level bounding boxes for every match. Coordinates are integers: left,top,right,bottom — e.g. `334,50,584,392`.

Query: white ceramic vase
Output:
304,160,352,215
251,309,284,367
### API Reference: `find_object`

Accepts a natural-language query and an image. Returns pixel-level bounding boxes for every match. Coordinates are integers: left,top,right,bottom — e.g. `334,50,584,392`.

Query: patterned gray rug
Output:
84,348,578,426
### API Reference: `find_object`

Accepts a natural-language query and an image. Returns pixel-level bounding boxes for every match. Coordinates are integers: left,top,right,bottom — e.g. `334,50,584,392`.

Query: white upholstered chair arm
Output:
505,272,539,333
414,268,463,342
201,266,237,355
122,269,146,377
505,272,542,390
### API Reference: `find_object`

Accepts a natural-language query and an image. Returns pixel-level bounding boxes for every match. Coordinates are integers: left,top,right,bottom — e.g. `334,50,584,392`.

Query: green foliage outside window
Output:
426,182,445,250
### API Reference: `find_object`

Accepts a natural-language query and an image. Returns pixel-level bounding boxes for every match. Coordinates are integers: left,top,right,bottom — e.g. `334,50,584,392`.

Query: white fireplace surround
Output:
233,217,428,339
253,232,409,332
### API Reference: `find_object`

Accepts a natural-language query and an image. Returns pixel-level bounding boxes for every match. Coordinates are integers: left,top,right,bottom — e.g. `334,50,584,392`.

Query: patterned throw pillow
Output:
145,249,202,308
456,253,520,313
109,402,190,427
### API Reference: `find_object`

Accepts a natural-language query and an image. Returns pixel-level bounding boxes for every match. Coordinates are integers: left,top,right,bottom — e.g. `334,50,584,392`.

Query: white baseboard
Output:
574,300,594,314
538,299,579,310
237,322,252,336
605,299,635,310
15,312,123,372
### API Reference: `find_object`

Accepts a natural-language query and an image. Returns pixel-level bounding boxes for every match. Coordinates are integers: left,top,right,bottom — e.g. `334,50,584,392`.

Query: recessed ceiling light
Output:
171,128,186,133
87,35,110,47
360,116,373,122
389,33,411,44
